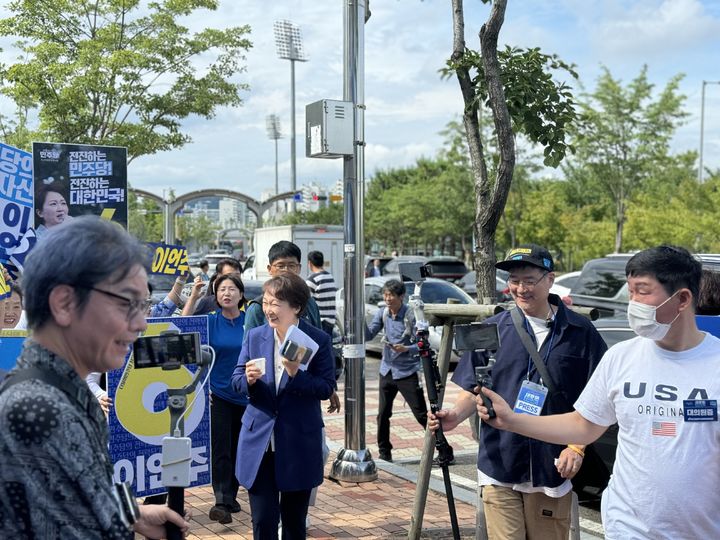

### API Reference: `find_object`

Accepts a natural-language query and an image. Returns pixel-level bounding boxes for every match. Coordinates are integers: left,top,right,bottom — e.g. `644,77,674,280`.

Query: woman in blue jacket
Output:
192,273,250,525
232,272,335,539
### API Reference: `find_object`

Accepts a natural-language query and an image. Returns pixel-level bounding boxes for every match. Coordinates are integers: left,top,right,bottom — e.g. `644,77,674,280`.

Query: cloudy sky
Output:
6,1,720,200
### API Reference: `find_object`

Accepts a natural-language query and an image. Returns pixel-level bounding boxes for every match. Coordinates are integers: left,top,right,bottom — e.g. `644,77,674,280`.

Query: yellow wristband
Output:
567,444,585,458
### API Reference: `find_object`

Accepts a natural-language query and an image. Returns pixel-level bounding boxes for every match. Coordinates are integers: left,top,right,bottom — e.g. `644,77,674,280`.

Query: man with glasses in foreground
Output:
429,244,607,539
0,216,189,538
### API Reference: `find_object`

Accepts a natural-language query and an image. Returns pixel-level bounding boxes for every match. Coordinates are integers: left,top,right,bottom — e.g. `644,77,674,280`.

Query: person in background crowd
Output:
305,250,337,338
370,258,382,277
149,272,191,318
185,258,242,316
469,246,720,540
366,279,454,465
189,273,251,524
35,184,72,239
697,268,720,315
0,216,188,538
430,244,607,540
232,272,336,539
199,260,211,282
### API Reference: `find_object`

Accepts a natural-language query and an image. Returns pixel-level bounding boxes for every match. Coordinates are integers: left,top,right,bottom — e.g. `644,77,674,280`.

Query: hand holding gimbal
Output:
454,323,500,419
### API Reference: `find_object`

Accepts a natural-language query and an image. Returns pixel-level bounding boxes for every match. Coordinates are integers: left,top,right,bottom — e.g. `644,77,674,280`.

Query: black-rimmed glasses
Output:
82,286,152,320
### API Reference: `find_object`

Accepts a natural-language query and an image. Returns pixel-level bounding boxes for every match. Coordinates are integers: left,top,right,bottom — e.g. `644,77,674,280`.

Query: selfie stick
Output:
406,274,461,540
161,344,214,540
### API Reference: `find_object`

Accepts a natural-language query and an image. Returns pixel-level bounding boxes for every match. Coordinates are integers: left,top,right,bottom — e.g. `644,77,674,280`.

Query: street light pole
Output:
274,20,308,212
329,0,376,484
266,114,282,217
699,80,720,184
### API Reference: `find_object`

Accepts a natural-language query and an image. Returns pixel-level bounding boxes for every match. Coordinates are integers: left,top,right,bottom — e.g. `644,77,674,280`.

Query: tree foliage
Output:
0,0,252,161
128,188,163,242
565,66,688,252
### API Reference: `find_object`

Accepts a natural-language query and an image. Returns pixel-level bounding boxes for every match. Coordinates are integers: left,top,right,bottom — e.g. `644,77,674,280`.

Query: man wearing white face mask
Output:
469,245,720,540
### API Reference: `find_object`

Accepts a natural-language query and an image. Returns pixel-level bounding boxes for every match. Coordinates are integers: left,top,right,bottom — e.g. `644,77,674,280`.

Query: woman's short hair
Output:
697,269,720,315
263,272,310,313
214,273,246,308
22,216,151,330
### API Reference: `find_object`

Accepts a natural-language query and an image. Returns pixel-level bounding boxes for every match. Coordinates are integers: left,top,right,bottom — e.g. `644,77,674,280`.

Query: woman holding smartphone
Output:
232,272,335,539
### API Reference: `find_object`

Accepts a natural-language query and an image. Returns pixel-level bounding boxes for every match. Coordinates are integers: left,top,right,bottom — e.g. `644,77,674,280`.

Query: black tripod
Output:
416,324,461,540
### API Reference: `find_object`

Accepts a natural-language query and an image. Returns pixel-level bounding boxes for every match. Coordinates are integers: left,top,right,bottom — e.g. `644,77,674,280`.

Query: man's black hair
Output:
626,245,701,305
697,269,720,315
268,241,301,265
216,258,241,274
382,279,406,297
308,250,324,268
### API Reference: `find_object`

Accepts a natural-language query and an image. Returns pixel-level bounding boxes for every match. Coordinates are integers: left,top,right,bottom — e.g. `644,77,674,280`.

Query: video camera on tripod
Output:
132,330,214,540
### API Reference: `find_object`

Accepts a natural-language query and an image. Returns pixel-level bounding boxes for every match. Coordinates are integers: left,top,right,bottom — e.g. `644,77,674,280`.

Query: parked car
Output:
549,270,582,297
457,269,511,303
570,255,633,318
335,275,475,360
425,256,468,282
382,255,428,275
203,253,237,270
364,255,393,277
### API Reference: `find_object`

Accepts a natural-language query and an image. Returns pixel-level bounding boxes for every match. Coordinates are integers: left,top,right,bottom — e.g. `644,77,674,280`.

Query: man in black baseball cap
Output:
428,242,607,539
496,243,554,273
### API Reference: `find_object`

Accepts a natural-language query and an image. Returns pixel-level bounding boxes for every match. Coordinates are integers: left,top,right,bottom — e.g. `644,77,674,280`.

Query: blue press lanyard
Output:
524,317,555,381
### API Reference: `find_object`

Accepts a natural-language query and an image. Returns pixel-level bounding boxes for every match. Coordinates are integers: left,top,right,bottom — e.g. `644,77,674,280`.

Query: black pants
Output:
248,450,312,540
211,394,246,506
377,371,428,453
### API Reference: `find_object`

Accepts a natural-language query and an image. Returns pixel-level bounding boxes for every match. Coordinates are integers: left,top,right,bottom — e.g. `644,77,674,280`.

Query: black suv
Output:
569,255,632,318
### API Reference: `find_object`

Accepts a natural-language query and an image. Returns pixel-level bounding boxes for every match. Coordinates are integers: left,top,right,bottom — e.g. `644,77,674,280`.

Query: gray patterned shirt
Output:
0,339,132,539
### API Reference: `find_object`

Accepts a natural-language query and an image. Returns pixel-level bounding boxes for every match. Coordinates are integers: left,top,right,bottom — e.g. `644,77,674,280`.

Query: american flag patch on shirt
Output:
652,421,676,437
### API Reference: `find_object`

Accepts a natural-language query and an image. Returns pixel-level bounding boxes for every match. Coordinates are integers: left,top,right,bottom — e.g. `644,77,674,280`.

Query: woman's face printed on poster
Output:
37,189,70,228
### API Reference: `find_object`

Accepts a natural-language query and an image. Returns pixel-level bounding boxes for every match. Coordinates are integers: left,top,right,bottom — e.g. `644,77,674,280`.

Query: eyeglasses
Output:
83,286,152,321
271,262,300,272
507,272,549,290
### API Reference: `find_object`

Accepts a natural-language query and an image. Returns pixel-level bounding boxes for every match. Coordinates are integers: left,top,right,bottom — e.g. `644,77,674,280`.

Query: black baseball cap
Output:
496,244,554,272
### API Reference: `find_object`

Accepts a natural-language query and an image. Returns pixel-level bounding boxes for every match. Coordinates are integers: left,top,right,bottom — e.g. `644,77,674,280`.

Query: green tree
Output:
566,66,688,252
128,188,163,242
0,0,251,161
444,0,578,302
279,203,344,226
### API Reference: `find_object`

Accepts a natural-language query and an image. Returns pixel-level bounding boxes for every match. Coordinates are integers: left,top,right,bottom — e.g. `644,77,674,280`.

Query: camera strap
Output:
0,366,96,417
510,307,558,395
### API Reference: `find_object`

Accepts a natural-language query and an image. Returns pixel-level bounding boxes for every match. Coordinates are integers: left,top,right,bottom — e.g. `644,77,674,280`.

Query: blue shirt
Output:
150,297,177,318
366,304,420,379
208,306,248,405
451,296,607,488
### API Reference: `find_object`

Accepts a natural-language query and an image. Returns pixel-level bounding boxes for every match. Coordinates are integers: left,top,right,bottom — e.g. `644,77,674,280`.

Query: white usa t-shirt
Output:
575,333,720,539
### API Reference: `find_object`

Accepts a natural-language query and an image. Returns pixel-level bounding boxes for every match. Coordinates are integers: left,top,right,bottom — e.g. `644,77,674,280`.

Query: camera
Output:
280,339,312,364
133,331,201,369
453,323,499,419
398,262,432,283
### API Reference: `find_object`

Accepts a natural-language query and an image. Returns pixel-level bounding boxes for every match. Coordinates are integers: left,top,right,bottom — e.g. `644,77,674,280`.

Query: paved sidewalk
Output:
154,359,480,539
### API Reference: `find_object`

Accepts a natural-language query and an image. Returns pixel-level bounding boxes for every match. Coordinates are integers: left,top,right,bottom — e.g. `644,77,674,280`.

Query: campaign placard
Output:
108,316,210,497
0,329,27,381
148,243,190,276
32,142,128,238
0,143,34,278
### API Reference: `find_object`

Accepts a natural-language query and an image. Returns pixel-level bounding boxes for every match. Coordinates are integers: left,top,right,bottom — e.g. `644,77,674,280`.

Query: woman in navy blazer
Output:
232,272,335,539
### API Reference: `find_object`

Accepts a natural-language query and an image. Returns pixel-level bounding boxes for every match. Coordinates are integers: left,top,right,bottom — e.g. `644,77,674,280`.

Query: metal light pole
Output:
266,114,282,216
329,0,376,483
274,20,307,212
699,80,720,184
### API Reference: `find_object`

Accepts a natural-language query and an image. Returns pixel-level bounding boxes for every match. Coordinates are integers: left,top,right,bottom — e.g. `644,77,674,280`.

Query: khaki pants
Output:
481,484,572,540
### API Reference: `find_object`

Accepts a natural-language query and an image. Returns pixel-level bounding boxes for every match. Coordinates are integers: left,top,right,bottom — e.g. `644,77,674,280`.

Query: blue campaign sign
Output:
0,330,27,381
0,143,34,279
696,315,720,338
108,316,210,497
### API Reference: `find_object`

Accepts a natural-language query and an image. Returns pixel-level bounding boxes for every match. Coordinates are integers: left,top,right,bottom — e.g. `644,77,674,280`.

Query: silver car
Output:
335,275,475,358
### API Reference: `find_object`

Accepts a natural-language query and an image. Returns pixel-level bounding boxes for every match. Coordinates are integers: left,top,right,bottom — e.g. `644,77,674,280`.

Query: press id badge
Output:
683,399,718,422
513,380,548,416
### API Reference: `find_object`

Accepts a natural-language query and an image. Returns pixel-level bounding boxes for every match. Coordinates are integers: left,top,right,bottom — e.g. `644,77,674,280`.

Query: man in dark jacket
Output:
430,244,607,540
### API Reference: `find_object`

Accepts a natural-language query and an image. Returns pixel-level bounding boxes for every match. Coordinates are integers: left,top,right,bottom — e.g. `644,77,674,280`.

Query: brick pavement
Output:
154,358,482,539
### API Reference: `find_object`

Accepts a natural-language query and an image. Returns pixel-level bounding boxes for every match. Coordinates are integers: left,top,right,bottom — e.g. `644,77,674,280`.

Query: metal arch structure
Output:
135,188,299,244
